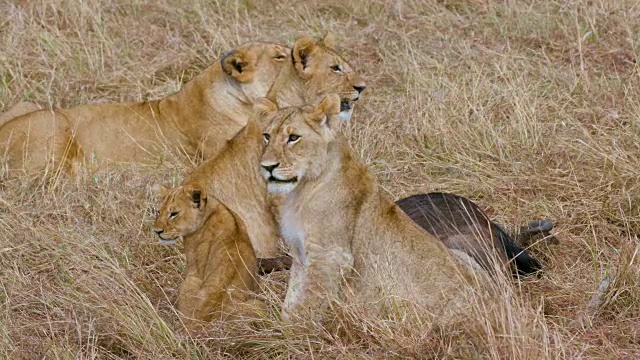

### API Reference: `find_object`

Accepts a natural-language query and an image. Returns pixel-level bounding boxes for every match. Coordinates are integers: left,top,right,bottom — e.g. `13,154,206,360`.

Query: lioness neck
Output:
157,62,256,156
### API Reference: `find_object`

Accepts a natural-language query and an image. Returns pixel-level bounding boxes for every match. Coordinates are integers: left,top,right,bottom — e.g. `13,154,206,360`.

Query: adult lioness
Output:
0,42,289,175
259,95,492,321
153,183,259,323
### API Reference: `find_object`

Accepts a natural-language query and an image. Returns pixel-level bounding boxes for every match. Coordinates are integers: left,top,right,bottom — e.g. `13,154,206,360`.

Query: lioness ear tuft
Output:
319,32,336,49
292,37,317,73
308,94,341,131
318,93,341,117
221,50,252,83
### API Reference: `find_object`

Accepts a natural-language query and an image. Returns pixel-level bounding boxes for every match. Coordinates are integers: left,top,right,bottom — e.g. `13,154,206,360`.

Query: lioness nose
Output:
262,163,279,173
353,84,366,93
154,229,164,235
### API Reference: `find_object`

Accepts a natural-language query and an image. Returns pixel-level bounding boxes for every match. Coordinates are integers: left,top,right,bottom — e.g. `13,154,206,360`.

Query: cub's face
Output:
152,184,208,245
258,95,341,194
221,42,291,100
291,34,367,122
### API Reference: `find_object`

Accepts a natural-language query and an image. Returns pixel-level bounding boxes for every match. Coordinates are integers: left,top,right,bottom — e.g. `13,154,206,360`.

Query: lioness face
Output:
152,184,209,245
292,34,367,122
221,42,291,101
259,95,341,194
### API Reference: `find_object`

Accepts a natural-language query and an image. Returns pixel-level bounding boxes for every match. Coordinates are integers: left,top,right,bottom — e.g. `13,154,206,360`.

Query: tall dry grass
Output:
1,0,639,358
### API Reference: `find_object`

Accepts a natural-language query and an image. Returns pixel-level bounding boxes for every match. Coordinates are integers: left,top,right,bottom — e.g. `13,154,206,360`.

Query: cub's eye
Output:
331,64,343,73
263,133,270,143
274,54,287,61
169,211,179,219
288,134,301,143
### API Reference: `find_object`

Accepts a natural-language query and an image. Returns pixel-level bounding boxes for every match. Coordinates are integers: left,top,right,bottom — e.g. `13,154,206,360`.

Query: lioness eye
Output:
331,64,343,73
169,211,179,219
263,133,270,143
274,54,287,61
288,134,301,143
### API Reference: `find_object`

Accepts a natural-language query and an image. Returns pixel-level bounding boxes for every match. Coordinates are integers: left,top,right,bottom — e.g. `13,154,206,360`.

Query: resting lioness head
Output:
258,95,341,194
269,34,366,122
152,183,210,245
220,41,290,100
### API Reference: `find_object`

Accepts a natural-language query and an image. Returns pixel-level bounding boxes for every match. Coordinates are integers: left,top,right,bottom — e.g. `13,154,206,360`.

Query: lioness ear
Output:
221,50,254,83
254,97,278,118
319,32,336,49
184,183,207,209
305,94,341,132
292,37,317,76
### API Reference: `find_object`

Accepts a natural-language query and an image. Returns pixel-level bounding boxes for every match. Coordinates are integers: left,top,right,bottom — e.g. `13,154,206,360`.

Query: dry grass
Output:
1,0,640,358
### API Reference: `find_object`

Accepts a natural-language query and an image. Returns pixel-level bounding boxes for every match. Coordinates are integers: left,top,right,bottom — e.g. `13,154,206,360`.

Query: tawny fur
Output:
153,183,259,323
260,96,493,322
0,101,40,126
179,35,368,258
0,42,289,175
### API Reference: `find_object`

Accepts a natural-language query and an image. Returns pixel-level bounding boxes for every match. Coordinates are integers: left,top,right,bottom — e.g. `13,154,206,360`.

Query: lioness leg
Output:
283,244,353,319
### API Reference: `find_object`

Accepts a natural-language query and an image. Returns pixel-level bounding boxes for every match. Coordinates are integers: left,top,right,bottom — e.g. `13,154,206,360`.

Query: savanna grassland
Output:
1,0,640,358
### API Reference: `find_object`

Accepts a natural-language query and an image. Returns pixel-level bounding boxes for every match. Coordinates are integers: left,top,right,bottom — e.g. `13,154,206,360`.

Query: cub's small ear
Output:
292,36,317,76
221,50,254,83
254,97,278,118
319,32,336,49
184,183,207,209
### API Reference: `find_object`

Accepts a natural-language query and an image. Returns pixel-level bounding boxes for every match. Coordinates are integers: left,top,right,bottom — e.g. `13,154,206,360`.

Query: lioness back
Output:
0,42,290,175
153,183,258,322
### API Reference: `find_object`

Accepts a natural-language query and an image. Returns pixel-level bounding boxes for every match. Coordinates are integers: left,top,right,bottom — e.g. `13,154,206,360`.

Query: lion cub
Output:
258,95,492,322
153,183,259,322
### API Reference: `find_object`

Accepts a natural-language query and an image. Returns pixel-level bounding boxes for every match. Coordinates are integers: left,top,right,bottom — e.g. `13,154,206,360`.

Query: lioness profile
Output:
0,41,290,175
259,95,492,321
266,33,366,122
153,183,259,322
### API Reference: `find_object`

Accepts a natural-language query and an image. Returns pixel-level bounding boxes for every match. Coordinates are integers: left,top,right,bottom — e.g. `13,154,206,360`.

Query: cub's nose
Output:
154,229,164,235
261,163,279,173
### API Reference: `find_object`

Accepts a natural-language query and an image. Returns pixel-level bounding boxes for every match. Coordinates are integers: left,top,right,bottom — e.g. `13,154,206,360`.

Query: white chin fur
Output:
339,108,353,122
159,239,177,246
268,182,297,194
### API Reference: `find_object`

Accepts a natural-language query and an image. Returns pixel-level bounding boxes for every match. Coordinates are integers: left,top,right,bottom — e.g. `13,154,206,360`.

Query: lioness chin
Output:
259,95,494,322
